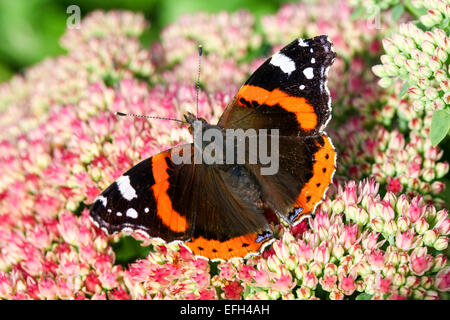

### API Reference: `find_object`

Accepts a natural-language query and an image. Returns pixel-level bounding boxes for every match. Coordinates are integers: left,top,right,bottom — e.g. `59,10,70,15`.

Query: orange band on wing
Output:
238,84,317,131
151,152,188,233
294,135,336,216
186,233,271,260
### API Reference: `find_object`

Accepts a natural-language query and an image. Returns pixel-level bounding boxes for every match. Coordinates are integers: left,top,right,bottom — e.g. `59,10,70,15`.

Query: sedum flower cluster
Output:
370,0,450,146
0,1,448,300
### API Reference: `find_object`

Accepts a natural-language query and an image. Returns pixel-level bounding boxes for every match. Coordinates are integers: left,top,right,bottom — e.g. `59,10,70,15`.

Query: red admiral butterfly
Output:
89,35,337,261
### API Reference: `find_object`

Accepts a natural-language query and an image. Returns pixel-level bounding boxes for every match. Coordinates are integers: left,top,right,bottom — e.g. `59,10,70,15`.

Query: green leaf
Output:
430,109,450,147
356,292,374,300
391,4,404,21
351,7,366,21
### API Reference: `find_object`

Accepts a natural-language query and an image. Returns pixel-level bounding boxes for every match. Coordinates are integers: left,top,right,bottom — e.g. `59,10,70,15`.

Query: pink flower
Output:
340,224,359,249
297,241,314,263
376,276,392,295
108,288,131,300
409,248,434,276
338,276,356,296
0,273,13,299
223,281,243,300
395,230,415,251
435,267,450,292
38,278,57,300
386,177,403,194
85,273,102,293
319,274,337,292
367,249,385,271
303,271,318,289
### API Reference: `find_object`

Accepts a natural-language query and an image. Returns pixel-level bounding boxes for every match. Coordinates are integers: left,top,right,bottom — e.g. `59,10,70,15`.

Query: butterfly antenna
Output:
196,44,203,119
115,112,187,124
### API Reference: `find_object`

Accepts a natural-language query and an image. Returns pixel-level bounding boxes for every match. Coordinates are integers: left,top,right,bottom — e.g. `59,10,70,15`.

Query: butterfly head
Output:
184,111,208,135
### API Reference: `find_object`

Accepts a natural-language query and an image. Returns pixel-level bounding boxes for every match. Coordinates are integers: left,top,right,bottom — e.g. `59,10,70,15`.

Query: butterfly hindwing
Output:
245,133,336,224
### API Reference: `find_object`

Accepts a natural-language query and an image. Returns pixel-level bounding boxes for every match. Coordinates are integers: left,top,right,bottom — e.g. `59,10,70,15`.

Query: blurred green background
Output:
0,0,298,82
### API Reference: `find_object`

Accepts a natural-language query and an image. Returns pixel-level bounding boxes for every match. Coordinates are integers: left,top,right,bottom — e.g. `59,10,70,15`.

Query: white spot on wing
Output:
311,58,315,64
303,67,314,79
270,52,296,75
145,208,149,213
299,84,305,90
298,38,309,47
97,195,107,207
117,211,122,216
126,208,138,219
116,175,137,201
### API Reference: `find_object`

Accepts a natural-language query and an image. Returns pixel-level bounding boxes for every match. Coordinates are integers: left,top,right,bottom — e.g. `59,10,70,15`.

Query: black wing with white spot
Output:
218,35,336,136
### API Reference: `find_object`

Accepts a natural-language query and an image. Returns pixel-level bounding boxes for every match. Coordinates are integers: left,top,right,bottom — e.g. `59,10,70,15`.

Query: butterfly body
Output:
90,35,337,261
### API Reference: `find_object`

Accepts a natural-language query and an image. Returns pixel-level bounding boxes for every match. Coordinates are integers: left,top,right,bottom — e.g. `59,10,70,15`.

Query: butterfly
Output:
89,35,337,261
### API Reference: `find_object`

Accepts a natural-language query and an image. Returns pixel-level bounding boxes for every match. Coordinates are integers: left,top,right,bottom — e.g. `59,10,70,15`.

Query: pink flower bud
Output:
370,218,384,233
440,79,450,91
395,230,415,251
329,288,344,300
435,266,450,292
435,217,449,235
424,290,439,300
393,53,406,66
297,242,313,263
296,286,311,300
432,254,447,273
407,86,423,100
267,255,282,274
0,273,13,299
420,276,434,289
435,46,448,62
332,244,345,260
340,224,359,250
372,64,387,78
319,274,337,292
433,236,448,251
431,181,445,195
313,243,330,264
362,231,381,250
323,263,338,276
378,77,393,88
38,278,58,300
424,87,438,100
380,201,395,221
376,275,392,294
386,249,400,266
382,38,400,55
395,194,410,215
332,198,345,214
420,9,443,27
384,219,398,236
423,229,439,246
367,249,385,271
338,276,356,296
293,263,307,281
429,56,441,71
397,216,411,232
421,40,436,55
404,59,419,72
303,271,318,289
414,218,430,235
409,247,434,276
309,261,323,276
